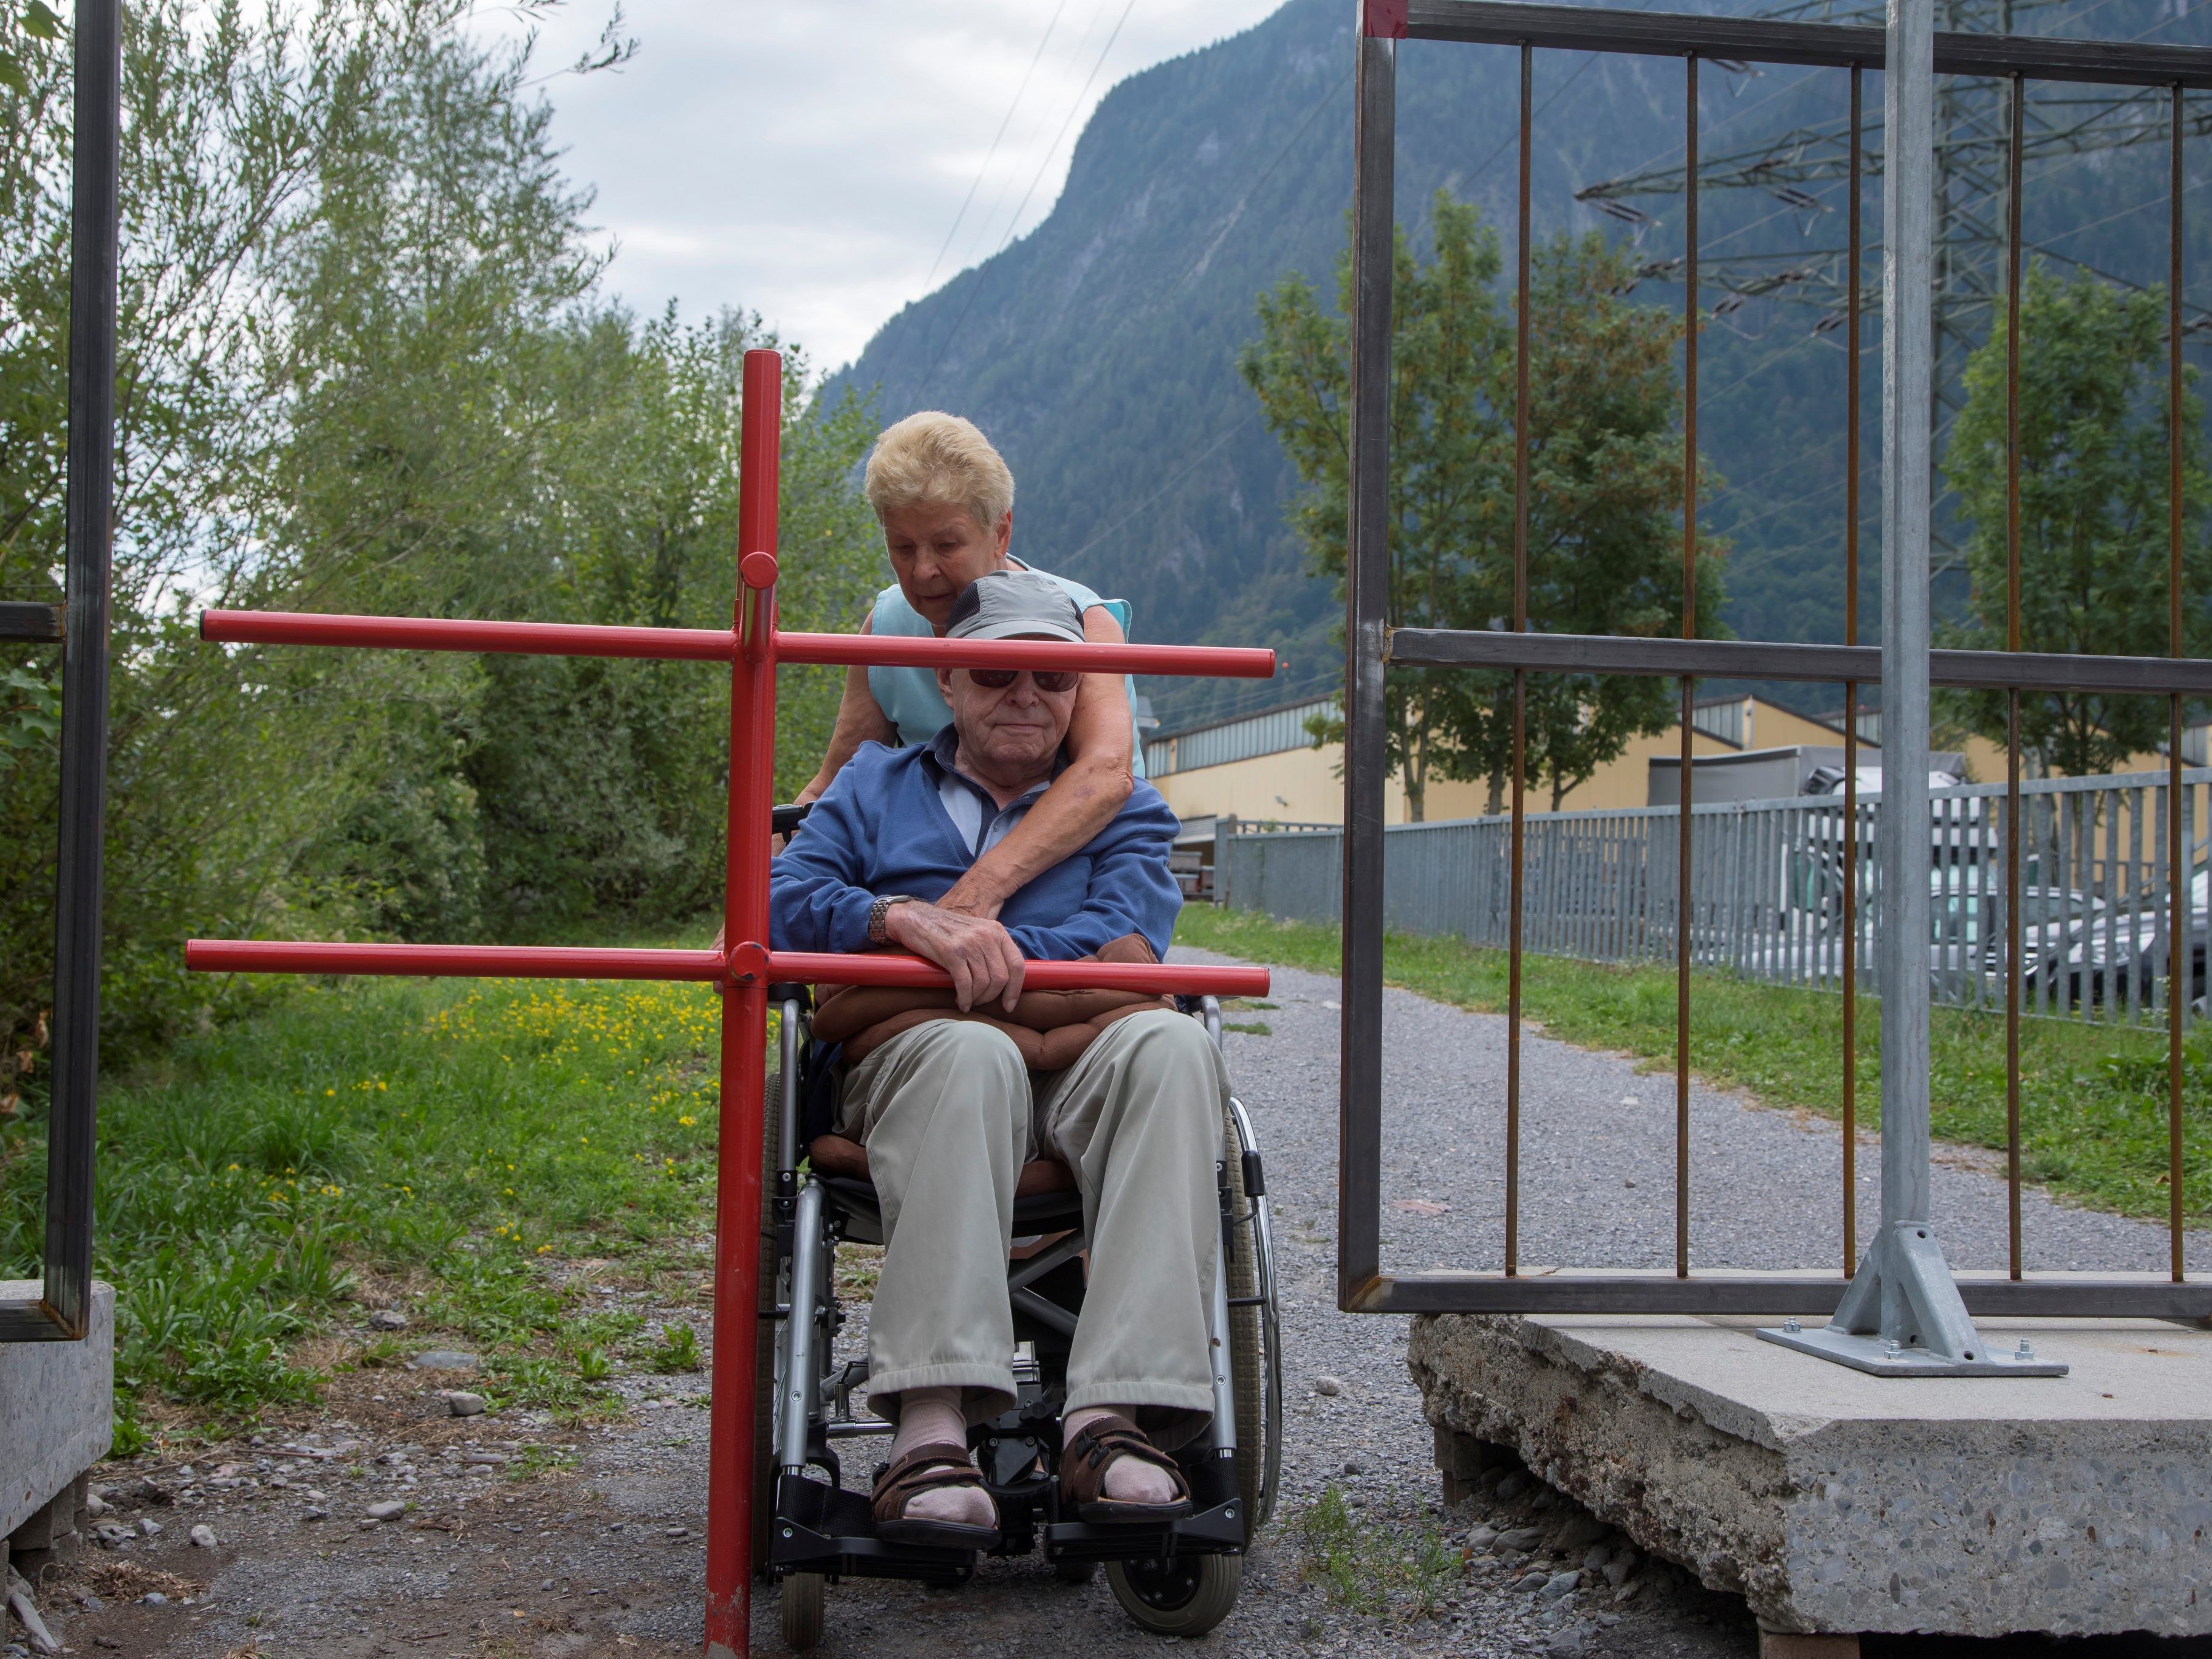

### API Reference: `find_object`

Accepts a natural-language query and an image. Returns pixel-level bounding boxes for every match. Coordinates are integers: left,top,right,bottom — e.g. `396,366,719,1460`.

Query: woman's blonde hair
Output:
863,411,1015,533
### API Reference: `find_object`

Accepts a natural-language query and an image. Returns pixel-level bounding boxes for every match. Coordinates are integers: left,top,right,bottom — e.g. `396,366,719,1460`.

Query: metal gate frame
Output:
1339,0,2212,1322
1,0,120,1347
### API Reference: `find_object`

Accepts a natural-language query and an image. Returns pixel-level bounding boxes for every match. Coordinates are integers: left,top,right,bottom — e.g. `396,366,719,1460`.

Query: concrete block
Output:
1,1281,114,1544
1409,1301,2212,1636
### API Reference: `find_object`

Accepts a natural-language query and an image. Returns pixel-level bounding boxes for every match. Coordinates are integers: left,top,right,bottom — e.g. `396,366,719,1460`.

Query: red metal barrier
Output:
184,939,1271,997
185,348,1273,1658
200,610,1279,680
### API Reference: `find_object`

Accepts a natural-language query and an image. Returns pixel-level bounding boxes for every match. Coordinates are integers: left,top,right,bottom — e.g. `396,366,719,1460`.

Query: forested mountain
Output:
822,0,2212,730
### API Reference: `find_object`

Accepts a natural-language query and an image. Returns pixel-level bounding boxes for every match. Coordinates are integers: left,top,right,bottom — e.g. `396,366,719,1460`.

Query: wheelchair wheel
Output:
750,1071,784,1575
1106,1552,1242,1637
779,1572,825,1650
1223,1101,1280,1531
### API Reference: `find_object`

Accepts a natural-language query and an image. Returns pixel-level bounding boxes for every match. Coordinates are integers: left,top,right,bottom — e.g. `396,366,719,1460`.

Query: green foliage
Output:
0,956,726,1428
1239,194,1724,817
0,1,878,1070
1298,1484,1461,1616
1178,902,2212,1224
648,1321,702,1373
1942,265,2212,774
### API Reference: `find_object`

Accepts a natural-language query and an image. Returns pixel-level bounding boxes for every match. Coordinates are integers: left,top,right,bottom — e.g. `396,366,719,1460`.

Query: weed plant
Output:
0,970,728,1443
1298,1485,1461,1616
1179,906,2211,1223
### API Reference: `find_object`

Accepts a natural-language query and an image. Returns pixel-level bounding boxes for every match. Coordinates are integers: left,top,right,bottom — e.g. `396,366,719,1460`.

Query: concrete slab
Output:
1,1281,113,1540
1408,1296,2212,1637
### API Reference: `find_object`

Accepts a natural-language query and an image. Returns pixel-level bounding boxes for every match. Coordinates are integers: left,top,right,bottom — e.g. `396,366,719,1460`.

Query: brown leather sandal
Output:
871,1441,1001,1550
1059,1414,1193,1524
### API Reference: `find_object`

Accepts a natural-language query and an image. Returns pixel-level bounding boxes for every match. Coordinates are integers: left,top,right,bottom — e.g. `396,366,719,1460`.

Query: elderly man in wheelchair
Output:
762,568,1276,1642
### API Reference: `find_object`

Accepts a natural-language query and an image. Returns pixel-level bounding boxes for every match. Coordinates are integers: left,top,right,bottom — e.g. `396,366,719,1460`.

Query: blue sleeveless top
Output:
866,561,1146,778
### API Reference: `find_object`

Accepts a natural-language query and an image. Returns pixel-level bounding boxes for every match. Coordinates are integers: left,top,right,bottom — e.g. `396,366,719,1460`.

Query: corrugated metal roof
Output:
1143,699,1336,776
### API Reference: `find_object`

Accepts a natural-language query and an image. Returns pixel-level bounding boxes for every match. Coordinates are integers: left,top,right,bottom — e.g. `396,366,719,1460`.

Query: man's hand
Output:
884,900,1026,1013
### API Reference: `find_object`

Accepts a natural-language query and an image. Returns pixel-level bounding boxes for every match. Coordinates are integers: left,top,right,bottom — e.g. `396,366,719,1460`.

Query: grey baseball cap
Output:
945,569,1084,643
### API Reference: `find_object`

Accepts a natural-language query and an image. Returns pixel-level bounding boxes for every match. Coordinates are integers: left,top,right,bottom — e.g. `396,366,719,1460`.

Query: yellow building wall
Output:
1148,694,2184,828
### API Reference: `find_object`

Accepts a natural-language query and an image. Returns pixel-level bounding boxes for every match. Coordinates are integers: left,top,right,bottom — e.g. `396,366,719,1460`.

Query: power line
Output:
877,0,1073,368
917,0,1142,396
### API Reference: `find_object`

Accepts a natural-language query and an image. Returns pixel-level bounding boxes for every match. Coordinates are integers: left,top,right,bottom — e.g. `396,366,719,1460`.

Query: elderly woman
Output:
796,411,1139,922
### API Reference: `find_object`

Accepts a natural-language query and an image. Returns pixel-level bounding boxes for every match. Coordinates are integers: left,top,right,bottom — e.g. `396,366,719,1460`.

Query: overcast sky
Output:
491,0,1288,374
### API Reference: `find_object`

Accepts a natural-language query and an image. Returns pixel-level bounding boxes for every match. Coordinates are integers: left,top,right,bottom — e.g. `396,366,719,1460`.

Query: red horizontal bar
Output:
201,610,1279,682
775,631,1277,679
203,610,734,661
769,951,1270,996
185,940,1272,997
185,940,727,979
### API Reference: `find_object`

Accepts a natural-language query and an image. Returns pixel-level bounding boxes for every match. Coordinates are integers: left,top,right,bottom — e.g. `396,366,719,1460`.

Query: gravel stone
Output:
407,1349,478,1371
1312,1375,1342,1395
363,1500,406,1522
366,1309,409,1330
1541,1570,1584,1603
1553,1514,1609,1551
134,1518,161,1538
1497,1525,1546,1552
189,1524,217,1548
444,1390,487,1417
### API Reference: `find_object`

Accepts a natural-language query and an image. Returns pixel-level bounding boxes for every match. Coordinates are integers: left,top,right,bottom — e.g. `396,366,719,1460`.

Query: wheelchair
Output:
748,876,1283,1647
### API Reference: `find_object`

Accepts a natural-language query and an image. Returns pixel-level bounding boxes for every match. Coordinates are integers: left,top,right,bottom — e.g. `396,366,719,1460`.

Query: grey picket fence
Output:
1221,768,2212,1024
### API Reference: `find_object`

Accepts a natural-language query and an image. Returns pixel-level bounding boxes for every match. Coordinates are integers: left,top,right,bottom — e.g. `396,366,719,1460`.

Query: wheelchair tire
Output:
779,1572,825,1650
1106,1551,1242,1637
1222,1105,1270,1533
750,1070,783,1577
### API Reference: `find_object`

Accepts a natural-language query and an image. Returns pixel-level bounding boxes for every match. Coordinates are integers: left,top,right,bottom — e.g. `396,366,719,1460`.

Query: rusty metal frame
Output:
2,0,121,1346
1340,0,2211,1321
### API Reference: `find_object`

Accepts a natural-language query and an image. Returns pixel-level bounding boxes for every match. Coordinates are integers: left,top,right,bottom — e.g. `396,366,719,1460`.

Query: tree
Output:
0,1,878,1069
1238,194,1724,819
1942,264,2212,778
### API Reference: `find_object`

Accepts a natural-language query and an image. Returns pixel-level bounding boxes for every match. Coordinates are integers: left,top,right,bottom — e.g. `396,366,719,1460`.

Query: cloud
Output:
489,0,1287,372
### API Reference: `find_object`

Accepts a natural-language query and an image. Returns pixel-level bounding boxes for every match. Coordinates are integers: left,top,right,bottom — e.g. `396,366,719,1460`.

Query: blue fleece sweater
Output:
770,741,1183,960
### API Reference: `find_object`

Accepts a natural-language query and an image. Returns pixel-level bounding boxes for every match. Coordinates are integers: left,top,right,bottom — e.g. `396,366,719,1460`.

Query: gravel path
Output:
34,948,2204,1659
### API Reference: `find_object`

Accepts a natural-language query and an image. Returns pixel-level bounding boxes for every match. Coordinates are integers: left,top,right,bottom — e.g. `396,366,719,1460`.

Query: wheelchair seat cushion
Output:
809,933,1173,1070
809,1133,1076,1197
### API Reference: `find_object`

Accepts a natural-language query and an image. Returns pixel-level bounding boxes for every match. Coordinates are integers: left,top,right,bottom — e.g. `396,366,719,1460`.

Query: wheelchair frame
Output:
757,988,1283,1624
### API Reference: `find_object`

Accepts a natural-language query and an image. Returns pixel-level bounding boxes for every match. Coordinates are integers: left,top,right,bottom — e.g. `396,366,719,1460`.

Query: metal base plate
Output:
1756,1324,2069,1377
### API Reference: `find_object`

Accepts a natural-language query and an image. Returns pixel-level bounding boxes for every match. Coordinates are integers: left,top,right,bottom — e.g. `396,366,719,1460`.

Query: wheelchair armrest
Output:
772,802,813,837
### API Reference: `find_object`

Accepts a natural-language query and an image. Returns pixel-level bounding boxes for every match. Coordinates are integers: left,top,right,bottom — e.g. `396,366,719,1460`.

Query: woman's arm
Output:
935,604,1138,918
797,612,895,804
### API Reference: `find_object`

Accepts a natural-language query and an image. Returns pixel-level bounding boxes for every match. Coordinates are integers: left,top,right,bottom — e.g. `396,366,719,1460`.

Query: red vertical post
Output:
704,347,782,1659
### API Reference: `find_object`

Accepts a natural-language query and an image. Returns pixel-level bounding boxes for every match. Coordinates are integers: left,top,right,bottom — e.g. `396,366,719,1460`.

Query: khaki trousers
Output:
835,1008,1226,1445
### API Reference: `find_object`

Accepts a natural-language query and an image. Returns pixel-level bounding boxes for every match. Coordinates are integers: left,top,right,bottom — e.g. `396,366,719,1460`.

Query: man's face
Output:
880,502,1012,631
939,653,1080,776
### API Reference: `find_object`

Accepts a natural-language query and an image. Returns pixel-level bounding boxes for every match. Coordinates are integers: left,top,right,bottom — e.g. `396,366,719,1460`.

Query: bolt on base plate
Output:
1756,1323,2069,1377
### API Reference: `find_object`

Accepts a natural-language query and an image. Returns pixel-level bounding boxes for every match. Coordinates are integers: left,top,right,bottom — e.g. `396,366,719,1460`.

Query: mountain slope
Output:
821,0,2208,730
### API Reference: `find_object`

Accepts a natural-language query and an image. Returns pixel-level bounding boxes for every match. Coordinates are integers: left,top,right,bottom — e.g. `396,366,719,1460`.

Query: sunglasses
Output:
967,667,1079,693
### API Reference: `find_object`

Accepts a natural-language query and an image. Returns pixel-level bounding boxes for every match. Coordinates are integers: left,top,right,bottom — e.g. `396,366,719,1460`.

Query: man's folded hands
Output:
882,899,1027,1013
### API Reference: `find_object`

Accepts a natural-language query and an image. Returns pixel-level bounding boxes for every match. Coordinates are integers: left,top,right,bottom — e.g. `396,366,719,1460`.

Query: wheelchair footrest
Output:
769,1473,975,1585
1043,1499,1246,1562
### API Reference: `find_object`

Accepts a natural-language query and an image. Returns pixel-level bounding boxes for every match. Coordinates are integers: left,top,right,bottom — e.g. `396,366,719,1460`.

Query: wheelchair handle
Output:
771,802,813,836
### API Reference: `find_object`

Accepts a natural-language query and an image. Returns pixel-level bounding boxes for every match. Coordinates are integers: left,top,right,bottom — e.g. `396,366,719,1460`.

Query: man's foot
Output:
1060,1410,1193,1523
871,1442,1001,1548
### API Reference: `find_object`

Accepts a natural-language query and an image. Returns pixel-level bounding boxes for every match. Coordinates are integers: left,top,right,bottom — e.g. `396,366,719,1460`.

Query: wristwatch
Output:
866,893,916,945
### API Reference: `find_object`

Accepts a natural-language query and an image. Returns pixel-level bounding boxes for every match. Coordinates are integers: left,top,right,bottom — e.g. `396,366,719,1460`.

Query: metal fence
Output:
1227,767,2212,1026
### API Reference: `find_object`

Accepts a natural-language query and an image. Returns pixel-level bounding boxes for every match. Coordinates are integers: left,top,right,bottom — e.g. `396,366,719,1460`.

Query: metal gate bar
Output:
0,0,122,1347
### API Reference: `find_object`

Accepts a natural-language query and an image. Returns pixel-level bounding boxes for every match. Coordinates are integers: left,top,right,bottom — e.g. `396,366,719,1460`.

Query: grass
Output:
1298,1485,1462,1616
0,953,731,1443
1177,905,2212,1226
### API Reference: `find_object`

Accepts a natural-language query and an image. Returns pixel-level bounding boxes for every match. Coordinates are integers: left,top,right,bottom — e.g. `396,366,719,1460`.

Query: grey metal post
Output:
1213,814,1238,906
1338,17,1394,1308
0,0,122,1345
1762,0,2060,1375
